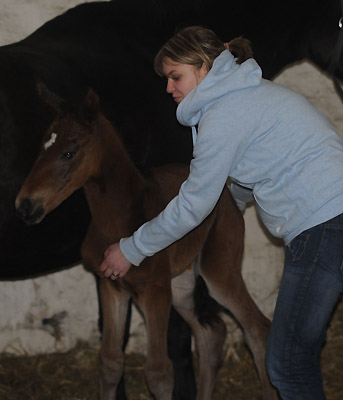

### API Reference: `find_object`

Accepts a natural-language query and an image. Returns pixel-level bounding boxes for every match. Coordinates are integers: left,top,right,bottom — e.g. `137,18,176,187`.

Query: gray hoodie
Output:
120,50,343,266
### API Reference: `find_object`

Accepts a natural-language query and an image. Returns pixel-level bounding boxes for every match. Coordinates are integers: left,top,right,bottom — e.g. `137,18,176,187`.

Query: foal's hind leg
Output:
200,206,279,399
167,307,196,400
200,259,278,399
99,278,131,400
172,269,227,400
135,281,174,400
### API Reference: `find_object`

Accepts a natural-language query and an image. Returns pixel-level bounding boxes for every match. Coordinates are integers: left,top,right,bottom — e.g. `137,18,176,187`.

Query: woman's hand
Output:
99,242,132,280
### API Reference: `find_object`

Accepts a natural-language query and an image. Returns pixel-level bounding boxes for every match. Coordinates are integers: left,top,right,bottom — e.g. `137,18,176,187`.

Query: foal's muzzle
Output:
15,197,45,225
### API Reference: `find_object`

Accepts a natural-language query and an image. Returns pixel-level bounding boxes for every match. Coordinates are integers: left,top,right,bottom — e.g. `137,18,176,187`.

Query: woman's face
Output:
162,57,208,104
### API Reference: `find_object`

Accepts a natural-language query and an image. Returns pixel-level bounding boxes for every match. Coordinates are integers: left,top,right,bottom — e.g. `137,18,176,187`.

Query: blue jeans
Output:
266,213,343,399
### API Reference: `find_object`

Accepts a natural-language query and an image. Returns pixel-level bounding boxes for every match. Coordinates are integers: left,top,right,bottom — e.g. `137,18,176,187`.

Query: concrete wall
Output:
0,0,342,355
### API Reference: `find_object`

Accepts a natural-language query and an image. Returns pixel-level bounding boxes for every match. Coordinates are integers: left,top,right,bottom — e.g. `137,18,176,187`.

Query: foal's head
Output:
15,87,102,224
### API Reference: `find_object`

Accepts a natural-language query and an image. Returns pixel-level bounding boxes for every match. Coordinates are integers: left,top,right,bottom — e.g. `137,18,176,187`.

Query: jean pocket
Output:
285,232,310,262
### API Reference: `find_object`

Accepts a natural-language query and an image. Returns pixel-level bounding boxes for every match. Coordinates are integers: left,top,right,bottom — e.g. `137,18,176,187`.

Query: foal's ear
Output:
36,81,66,114
79,89,101,125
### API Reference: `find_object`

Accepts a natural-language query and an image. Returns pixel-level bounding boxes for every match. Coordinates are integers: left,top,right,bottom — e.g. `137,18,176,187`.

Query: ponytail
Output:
226,37,253,65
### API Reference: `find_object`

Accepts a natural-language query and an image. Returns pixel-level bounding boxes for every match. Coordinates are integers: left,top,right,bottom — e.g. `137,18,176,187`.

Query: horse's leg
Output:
199,206,279,399
200,261,278,399
172,269,227,400
135,280,174,400
95,274,131,400
98,278,131,400
168,306,197,400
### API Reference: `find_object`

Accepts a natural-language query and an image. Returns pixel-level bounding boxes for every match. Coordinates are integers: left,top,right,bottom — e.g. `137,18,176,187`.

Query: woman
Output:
100,26,343,399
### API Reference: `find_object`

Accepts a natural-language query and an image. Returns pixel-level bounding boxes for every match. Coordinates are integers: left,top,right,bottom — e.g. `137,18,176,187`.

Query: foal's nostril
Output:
16,197,45,225
16,197,32,219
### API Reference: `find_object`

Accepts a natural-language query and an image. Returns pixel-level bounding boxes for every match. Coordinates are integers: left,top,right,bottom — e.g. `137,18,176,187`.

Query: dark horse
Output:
2,0,343,278
16,88,277,399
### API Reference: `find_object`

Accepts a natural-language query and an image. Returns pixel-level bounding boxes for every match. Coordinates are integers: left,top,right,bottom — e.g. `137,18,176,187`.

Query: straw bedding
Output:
0,301,341,400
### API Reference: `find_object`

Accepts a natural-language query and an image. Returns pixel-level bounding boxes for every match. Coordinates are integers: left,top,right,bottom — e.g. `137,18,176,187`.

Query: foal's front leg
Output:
99,278,131,400
136,281,174,400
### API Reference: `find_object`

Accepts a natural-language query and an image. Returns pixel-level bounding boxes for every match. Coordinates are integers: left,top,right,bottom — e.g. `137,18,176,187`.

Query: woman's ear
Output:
199,62,209,79
223,42,230,50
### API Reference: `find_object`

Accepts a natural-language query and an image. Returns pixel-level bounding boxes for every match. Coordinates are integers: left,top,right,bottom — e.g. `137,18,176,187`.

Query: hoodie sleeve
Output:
229,182,254,211
120,110,245,266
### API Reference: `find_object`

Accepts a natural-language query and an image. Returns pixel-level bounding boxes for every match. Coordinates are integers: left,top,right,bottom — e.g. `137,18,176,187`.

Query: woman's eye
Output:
172,76,180,81
62,151,76,160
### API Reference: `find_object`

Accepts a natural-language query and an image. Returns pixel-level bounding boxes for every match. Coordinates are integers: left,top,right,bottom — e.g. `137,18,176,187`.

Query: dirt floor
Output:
0,302,342,400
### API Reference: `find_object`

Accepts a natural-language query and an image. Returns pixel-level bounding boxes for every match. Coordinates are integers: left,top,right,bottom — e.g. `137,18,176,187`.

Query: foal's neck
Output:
83,115,148,237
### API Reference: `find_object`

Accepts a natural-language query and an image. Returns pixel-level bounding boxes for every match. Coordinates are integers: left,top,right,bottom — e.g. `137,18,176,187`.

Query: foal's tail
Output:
194,276,223,326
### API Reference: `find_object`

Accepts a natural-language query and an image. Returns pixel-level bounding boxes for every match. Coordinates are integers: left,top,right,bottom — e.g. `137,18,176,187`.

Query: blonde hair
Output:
154,26,253,76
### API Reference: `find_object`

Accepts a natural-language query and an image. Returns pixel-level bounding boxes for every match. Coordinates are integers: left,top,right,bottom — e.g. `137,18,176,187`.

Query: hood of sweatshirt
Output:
176,50,262,127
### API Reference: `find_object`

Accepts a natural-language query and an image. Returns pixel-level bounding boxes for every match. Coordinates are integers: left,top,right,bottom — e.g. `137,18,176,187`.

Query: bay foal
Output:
15,88,277,400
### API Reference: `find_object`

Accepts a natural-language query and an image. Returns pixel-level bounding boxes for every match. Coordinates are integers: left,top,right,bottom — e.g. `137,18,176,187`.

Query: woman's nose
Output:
166,79,174,93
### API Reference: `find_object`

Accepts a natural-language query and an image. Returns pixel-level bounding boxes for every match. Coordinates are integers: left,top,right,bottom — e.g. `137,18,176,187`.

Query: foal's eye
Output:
62,151,76,160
